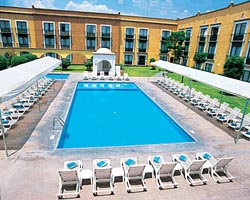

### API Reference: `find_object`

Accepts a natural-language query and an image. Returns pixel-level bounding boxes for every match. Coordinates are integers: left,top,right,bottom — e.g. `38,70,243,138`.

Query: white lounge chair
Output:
57,169,81,199
187,91,202,103
92,159,114,196
227,113,250,131
196,152,235,183
216,107,241,124
240,125,250,139
83,71,89,80
173,154,208,186
121,157,147,192
193,94,210,107
173,83,184,95
91,71,98,80
108,71,114,80
2,115,17,130
148,156,178,189
197,98,218,112
124,73,130,81
100,71,105,80
207,102,229,117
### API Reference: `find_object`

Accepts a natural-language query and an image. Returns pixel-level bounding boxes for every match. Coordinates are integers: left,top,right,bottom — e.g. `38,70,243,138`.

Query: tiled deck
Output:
0,74,250,200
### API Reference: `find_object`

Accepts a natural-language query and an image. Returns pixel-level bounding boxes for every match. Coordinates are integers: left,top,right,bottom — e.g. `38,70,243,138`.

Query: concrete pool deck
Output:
0,73,250,199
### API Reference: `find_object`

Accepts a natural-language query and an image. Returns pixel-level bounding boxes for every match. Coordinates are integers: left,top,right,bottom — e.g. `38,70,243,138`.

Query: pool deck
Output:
0,73,250,199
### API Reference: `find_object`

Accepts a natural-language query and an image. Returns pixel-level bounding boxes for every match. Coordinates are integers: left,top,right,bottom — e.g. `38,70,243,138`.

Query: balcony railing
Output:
44,30,55,35
125,47,134,52
2,42,13,47
86,32,96,37
138,48,147,53
19,43,29,48
125,34,135,39
207,53,215,60
60,31,70,36
101,32,111,38
209,34,218,42
232,33,245,41
16,28,29,34
0,28,11,33
138,35,148,40
160,49,168,54
246,58,250,65
45,44,55,48
86,46,96,50
198,35,206,41
61,45,70,49
185,36,191,41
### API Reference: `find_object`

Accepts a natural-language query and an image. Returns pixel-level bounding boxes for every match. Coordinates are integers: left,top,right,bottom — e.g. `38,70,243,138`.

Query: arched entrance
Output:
97,60,112,75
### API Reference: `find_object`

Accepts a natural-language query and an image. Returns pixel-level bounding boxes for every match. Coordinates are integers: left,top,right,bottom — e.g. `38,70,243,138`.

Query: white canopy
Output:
151,60,250,99
0,56,61,102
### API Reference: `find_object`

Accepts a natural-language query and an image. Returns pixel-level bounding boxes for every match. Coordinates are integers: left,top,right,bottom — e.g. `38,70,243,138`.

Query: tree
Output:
61,58,71,70
164,31,185,63
193,52,208,69
223,56,244,80
150,58,156,70
85,56,93,71
0,55,8,70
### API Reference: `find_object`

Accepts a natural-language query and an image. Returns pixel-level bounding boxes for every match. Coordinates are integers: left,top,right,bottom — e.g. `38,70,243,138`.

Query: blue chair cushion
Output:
67,162,78,169
153,156,161,163
125,159,135,166
4,111,11,115
179,155,187,162
219,116,224,119
2,120,9,124
203,153,212,160
246,132,250,135
231,123,237,127
97,160,107,168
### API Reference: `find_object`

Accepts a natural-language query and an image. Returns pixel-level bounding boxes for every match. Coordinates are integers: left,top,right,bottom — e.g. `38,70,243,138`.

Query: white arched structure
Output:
93,48,116,75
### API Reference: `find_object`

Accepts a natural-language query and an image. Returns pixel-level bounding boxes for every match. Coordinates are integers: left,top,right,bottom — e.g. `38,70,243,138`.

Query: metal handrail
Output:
53,116,65,130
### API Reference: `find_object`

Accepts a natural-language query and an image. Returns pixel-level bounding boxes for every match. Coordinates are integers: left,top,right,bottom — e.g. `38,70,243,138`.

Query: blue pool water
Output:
57,82,194,149
46,73,69,79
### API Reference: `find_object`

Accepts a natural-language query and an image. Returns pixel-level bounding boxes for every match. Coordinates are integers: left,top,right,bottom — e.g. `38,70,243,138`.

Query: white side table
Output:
81,169,92,185
112,167,124,182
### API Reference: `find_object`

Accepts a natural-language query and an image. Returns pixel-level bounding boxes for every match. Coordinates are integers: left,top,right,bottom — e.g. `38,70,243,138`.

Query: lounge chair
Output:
0,128,7,136
173,154,208,186
180,88,196,100
124,73,130,81
92,159,114,196
83,71,89,80
197,98,218,112
207,102,229,117
216,107,241,124
2,115,17,130
227,113,250,130
196,152,235,183
100,71,105,80
57,169,81,199
240,125,250,139
108,71,114,80
173,83,184,95
193,94,210,107
148,156,178,189
121,157,147,192
91,71,98,80
186,91,202,103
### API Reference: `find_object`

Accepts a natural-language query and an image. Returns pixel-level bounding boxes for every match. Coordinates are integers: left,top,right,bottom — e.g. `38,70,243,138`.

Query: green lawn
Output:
54,65,248,111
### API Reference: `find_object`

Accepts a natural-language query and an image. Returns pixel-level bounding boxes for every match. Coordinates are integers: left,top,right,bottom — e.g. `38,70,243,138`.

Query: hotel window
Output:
16,21,29,48
197,42,205,53
124,54,133,65
43,22,55,48
138,28,148,53
86,24,96,50
160,30,170,53
207,42,216,60
207,25,220,60
197,26,207,53
184,29,192,56
0,19,13,47
245,45,250,65
59,23,71,49
101,25,111,49
209,26,219,41
159,55,168,61
242,69,250,82
185,29,192,41
125,27,134,52
204,62,213,72
229,21,248,57
125,27,134,38
45,52,56,58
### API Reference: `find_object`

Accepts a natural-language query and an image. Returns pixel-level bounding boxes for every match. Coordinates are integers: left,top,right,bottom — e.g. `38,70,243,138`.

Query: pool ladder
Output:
53,116,65,130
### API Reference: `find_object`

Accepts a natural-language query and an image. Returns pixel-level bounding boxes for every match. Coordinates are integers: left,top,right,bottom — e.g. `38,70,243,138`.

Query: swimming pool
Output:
57,82,194,149
46,73,69,79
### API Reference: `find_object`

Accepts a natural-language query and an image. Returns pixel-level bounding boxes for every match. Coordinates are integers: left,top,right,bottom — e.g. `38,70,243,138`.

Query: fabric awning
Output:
151,60,250,99
0,56,61,102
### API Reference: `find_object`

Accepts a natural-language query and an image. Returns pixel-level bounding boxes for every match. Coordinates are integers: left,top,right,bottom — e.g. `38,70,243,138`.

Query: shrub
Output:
85,60,93,71
0,55,8,70
150,58,156,70
61,58,71,70
11,56,28,67
223,56,244,80
22,53,37,61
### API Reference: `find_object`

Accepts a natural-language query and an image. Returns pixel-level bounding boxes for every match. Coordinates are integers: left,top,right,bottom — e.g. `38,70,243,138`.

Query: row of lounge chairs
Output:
0,77,54,136
156,78,250,140
83,70,130,81
57,152,234,199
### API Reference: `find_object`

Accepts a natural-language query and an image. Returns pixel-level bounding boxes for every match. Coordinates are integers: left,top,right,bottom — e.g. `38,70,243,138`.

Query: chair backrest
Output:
94,167,112,179
159,162,177,175
127,165,146,177
208,98,218,108
229,108,241,119
59,169,78,183
214,157,234,171
188,160,206,173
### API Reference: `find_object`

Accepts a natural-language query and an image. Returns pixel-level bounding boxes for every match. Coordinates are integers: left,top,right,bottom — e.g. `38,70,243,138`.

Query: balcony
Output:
207,53,215,60
138,35,148,40
125,47,134,52
44,30,54,35
138,48,147,53
232,33,245,41
125,34,134,39
60,31,70,36
101,32,111,38
209,34,218,42
45,44,55,48
198,35,206,41
86,32,96,37
17,28,28,34
19,43,29,48
0,28,11,33
61,45,70,49
2,42,13,47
